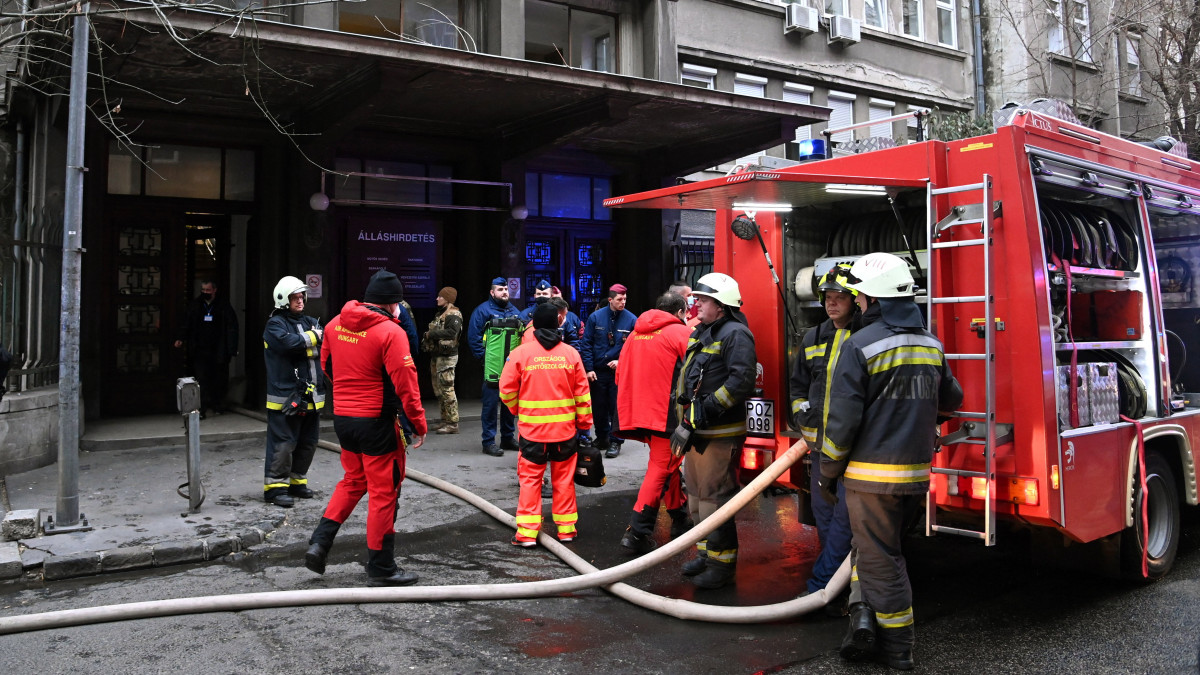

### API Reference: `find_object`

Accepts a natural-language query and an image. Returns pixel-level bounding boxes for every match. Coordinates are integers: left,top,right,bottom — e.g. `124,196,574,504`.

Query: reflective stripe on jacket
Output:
263,310,326,412
673,310,757,443
788,318,857,446
499,339,593,443
820,300,963,495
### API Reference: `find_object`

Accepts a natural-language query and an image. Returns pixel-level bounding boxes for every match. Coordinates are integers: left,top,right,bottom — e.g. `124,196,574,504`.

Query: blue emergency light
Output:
796,139,827,161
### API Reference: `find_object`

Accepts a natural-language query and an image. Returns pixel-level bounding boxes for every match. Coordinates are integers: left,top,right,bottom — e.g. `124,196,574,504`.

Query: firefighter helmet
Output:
817,263,859,302
692,272,742,308
273,275,308,308
846,252,915,298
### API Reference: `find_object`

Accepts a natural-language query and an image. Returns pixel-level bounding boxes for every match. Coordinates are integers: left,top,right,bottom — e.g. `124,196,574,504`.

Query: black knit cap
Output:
532,302,560,330
364,269,404,304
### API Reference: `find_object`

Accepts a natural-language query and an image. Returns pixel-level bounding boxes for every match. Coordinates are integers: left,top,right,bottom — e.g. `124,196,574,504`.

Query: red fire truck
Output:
605,106,1199,580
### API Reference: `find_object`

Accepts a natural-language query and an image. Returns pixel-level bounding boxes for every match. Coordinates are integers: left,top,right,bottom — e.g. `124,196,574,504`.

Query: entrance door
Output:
101,206,232,415
524,225,611,324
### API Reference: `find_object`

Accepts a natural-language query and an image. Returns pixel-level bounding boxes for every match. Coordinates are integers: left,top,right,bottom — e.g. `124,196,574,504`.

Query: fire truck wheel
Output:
1120,452,1181,582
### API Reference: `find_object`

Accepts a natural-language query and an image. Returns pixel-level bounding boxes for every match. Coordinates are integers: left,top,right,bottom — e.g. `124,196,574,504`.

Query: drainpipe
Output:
12,121,25,389
972,0,985,116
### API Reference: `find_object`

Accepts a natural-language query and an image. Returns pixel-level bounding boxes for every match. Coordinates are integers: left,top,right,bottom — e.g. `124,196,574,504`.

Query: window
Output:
869,98,894,138
936,0,956,46
827,91,856,143
340,0,461,47
735,75,769,165
826,0,848,16
526,172,612,220
332,158,455,205
1124,32,1142,97
681,63,717,89
734,72,768,98
863,0,885,28
525,0,617,73
784,83,814,142
107,142,255,200
1048,0,1092,62
902,0,922,38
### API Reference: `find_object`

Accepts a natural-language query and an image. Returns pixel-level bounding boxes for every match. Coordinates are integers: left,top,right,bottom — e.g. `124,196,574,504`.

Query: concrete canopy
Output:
74,4,829,175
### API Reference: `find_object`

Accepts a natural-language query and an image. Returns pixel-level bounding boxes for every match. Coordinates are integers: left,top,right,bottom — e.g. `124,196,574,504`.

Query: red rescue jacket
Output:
615,309,691,438
321,300,428,436
499,337,593,443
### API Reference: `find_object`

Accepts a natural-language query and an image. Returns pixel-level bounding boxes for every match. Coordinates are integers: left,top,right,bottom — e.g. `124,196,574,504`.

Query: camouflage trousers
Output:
431,354,459,424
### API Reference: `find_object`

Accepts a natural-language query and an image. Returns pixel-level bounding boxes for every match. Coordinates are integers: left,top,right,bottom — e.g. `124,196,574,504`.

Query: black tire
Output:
1120,452,1181,581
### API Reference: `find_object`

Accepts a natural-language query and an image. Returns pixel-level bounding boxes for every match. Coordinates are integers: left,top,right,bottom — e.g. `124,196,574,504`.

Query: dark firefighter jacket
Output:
320,300,428,436
263,310,326,413
788,314,862,446
673,308,757,444
820,300,963,494
615,309,691,440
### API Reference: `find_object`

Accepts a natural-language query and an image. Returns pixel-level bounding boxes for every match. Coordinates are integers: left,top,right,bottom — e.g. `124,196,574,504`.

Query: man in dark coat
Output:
175,279,239,417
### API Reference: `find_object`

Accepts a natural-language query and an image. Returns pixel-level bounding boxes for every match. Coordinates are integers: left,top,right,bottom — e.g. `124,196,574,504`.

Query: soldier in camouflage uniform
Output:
422,286,463,434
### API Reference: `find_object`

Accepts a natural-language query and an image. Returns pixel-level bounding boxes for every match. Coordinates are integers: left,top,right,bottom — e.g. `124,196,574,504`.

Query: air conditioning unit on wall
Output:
785,4,819,35
828,15,861,45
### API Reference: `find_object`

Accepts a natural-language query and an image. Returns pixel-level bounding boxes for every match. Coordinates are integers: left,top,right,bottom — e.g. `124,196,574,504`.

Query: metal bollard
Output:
176,378,204,515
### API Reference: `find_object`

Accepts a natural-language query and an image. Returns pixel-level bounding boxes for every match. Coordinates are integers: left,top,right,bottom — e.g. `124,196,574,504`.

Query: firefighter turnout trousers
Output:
629,435,687,536
264,410,319,496
321,416,408,576
514,438,579,544
845,488,924,651
683,438,740,564
431,354,459,424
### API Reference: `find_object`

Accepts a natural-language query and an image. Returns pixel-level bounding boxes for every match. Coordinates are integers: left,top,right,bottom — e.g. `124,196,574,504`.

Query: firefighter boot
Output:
305,517,341,575
264,487,294,508
668,508,694,539
620,527,657,555
681,553,708,577
690,558,736,589
366,535,419,586
288,481,315,499
839,602,878,662
876,649,914,671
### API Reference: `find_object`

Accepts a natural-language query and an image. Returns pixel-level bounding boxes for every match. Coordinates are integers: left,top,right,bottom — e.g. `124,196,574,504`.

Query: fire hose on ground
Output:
0,412,848,635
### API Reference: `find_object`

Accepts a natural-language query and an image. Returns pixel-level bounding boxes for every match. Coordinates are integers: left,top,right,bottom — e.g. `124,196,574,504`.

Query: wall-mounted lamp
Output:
309,192,330,211
511,204,529,220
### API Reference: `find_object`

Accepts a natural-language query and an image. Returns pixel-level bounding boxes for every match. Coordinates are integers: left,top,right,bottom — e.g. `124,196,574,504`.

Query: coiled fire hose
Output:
0,412,847,635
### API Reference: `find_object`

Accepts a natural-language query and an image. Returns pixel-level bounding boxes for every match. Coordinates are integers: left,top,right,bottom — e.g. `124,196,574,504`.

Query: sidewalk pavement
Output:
0,399,652,582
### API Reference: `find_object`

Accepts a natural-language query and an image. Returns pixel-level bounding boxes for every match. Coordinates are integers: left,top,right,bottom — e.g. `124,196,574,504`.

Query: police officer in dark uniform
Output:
819,252,963,671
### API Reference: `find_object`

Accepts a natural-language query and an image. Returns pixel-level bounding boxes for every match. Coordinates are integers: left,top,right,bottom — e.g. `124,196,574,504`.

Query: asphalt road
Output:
0,441,1197,674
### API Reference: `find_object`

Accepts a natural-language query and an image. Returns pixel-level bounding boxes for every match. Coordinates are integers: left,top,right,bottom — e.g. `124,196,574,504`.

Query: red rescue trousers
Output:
515,454,579,543
632,434,686,515
322,419,407,550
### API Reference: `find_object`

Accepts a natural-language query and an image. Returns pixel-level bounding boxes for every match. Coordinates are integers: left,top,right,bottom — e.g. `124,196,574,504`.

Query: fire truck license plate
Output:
745,398,774,437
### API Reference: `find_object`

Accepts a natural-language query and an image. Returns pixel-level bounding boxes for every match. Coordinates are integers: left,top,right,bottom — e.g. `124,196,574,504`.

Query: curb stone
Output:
31,513,288,582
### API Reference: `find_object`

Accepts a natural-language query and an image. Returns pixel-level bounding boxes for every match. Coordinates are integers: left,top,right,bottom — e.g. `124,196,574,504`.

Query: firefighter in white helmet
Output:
669,272,757,589
818,252,962,670
788,262,861,611
262,275,326,507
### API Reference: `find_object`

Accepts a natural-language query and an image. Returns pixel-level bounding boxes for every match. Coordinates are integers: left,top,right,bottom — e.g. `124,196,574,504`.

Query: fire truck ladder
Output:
924,175,1001,546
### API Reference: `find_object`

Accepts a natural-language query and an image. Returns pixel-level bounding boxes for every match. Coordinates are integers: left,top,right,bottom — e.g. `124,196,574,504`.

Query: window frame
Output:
783,83,814,143
935,0,957,47
681,62,717,89
902,0,923,39
524,0,619,73
1048,0,1093,63
827,91,857,143
868,98,895,139
863,0,886,29
1123,31,1142,97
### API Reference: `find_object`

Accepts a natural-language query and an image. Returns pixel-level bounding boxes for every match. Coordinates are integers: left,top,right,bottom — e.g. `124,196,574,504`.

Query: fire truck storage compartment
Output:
1149,187,1200,404
1033,159,1158,427
782,184,927,334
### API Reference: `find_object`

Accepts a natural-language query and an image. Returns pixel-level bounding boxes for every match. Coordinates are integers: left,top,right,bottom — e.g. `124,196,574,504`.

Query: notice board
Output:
345,216,442,308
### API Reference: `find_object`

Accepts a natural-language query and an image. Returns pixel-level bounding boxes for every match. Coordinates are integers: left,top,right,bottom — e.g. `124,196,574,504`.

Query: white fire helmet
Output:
846,252,915,298
273,276,308,309
692,272,743,308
